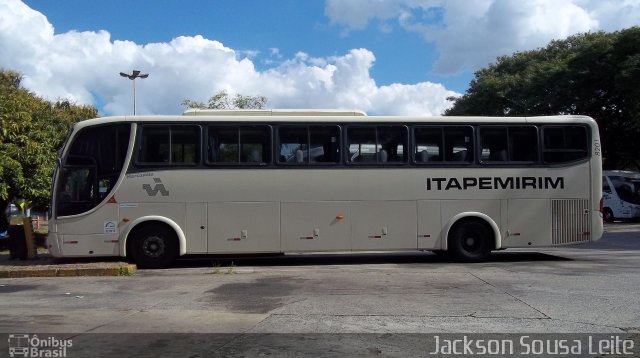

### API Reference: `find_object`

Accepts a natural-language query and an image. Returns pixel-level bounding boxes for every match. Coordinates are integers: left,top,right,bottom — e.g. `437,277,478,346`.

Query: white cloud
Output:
0,0,456,116
325,0,639,74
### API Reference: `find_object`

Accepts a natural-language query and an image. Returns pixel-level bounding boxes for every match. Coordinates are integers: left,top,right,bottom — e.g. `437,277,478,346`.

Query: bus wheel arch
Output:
444,213,500,262
123,217,186,269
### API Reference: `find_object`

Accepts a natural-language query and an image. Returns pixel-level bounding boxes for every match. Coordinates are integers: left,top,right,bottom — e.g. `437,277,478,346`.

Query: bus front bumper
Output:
46,232,63,257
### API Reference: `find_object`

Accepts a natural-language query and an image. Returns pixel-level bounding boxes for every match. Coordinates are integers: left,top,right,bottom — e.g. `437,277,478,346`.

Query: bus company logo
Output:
142,178,170,197
426,176,565,191
8,334,72,357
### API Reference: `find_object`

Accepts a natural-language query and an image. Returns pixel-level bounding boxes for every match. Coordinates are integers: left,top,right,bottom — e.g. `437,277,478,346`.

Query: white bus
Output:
602,170,640,222
47,110,604,268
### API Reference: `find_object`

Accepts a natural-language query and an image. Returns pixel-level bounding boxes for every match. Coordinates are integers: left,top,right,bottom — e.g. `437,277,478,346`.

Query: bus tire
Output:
448,219,493,262
129,224,178,269
603,208,614,223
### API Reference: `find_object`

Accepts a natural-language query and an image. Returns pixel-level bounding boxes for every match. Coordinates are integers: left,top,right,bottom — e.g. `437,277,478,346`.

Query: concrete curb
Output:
0,263,137,278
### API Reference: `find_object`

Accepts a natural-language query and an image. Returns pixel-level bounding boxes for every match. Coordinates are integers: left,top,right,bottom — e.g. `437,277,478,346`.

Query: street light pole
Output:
119,70,149,115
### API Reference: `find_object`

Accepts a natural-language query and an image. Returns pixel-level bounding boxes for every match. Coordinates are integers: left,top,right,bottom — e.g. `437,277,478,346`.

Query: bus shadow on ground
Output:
173,251,571,269
0,250,571,269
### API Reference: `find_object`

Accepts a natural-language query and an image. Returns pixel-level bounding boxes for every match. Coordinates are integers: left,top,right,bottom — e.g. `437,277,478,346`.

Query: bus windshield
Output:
54,123,131,217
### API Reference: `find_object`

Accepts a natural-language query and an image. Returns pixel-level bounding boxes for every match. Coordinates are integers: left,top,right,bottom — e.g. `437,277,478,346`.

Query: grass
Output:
208,260,236,275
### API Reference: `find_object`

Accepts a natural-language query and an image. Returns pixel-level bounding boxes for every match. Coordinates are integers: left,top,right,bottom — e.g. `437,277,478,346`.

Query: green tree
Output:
182,89,267,110
0,69,97,220
445,27,640,170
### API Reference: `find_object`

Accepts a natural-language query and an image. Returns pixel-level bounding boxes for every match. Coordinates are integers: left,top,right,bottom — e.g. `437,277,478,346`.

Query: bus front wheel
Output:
129,224,178,269
448,219,493,262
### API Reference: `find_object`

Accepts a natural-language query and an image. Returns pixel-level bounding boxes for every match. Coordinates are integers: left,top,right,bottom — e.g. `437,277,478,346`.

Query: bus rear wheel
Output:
129,224,178,269
448,219,493,262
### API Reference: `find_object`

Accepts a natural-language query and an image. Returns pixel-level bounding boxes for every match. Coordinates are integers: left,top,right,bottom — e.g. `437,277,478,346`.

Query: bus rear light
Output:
600,197,604,216
107,196,117,204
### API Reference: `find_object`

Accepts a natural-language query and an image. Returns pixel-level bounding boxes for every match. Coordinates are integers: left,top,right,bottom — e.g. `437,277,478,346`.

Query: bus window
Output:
207,125,270,165
278,125,340,164
479,126,538,163
138,125,200,165
444,126,473,163
240,127,270,164
543,126,588,163
479,127,508,162
347,126,407,164
510,126,538,162
171,127,199,164
209,127,239,163
378,126,407,163
278,126,308,163
414,126,473,164
413,127,442,163
310,126,340,163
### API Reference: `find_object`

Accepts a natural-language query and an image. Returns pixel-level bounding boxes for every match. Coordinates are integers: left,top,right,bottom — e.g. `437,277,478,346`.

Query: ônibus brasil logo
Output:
8,334,72,358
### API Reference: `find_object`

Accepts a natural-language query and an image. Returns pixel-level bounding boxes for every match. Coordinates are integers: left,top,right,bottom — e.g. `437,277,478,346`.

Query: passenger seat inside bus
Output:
453,150,467,162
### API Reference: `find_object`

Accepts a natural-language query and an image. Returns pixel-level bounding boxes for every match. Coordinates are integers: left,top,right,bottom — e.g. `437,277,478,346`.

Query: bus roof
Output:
182,109,367,116
71,112,598,130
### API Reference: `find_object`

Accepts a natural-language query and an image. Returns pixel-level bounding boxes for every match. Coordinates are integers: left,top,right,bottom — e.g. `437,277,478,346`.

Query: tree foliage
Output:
445,27,640,170
182,90,267,110
0,69,97,214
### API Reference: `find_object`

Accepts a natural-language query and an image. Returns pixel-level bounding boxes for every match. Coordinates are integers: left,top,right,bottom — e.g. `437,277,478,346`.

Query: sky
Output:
1,0,639,116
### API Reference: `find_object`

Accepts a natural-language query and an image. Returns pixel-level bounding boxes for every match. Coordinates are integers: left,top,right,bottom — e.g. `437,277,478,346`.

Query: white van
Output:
602,170,640,222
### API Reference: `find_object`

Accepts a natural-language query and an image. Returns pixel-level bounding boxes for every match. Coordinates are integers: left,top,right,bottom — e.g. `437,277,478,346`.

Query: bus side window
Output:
240,126,270,164
378,126,407,163
479,127,508,162
171,126,199,164
479,126,538,164
277,125,338,165
207,125,270,165
509,126,538,162
347,126,406,164
310,126,340,163
444,126,474,163
278,126,307,164
542,126,588,163
139,127,169,163
413,127,442,163
138,125,200,165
